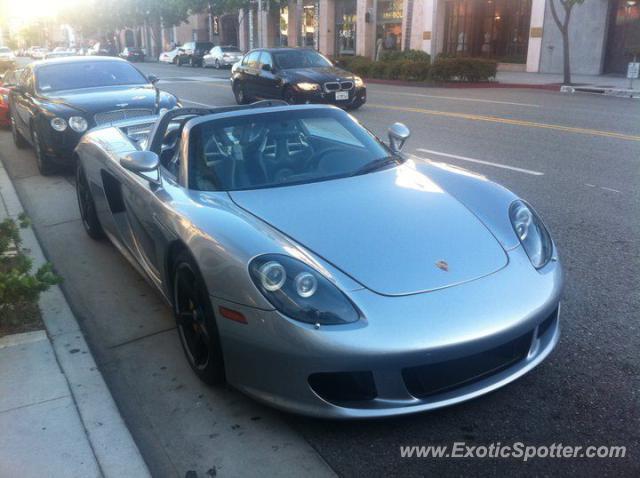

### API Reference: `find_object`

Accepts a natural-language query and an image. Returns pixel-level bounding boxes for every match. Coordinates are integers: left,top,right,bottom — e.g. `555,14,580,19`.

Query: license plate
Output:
335,91,349,101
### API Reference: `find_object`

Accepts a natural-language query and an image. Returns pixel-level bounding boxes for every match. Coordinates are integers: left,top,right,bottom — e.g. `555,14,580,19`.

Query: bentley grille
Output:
94,109,154,125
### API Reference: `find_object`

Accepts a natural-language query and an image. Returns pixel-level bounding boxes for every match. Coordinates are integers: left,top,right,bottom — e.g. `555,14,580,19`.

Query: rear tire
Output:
215,59,220,69
173,250,226,385
76,161,105,240
11,115,27,149
32,128,56,176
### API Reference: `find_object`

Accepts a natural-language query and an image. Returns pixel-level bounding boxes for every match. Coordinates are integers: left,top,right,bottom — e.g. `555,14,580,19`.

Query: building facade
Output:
241,0,640,75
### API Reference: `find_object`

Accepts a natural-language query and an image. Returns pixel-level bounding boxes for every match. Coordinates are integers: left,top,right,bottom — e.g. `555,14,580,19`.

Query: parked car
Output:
31,48,49,59
231,48,366,110
159,47,181,64
0,68,23,127
44,51,76,60
119,47,145,62
175,41,214,67
73,102,562,418
203,45,243,69
0,47,16,72
87,42,116,56
9,56,179,175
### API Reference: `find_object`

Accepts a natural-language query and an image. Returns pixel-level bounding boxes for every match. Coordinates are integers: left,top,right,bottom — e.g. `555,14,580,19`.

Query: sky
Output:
6,0,82,21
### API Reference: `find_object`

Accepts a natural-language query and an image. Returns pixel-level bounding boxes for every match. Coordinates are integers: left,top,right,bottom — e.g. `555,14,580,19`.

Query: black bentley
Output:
9,56,179,175
231,48,366,110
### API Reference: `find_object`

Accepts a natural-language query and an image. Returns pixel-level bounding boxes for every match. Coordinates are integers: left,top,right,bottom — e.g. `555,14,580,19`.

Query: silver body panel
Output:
74,105,562,418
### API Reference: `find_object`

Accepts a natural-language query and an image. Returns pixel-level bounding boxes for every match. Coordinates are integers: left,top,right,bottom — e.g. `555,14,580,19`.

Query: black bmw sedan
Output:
9,56,179,175
231,48,366,110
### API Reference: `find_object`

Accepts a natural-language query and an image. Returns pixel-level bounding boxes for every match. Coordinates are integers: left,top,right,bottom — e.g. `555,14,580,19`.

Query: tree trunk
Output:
562,28,571,85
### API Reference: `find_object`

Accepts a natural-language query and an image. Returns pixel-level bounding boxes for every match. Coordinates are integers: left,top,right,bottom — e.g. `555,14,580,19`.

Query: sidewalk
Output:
496,71,639,97
0,162,150,477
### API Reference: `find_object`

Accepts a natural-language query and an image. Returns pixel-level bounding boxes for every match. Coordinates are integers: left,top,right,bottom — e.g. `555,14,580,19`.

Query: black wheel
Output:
347,102,364,111
32,128,56,176
214,59,220,69
190,57,198,67
11,115,28,149
76,162,105,240
177,57,182,67
173,251,225,385
283,87,296,105
233,82,248,105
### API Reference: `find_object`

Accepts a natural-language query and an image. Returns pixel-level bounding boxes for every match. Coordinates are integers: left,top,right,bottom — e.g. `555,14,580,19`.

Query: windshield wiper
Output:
350,156,400,177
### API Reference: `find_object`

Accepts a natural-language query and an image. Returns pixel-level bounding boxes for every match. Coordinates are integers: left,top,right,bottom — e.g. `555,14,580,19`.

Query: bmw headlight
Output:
295,82,320,91
50,117,67,131
249,254,360,325
354,76,364,87
509,200,553,269
68,116,88,133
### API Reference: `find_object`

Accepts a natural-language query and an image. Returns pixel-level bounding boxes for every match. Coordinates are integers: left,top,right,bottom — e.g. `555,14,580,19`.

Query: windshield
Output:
188,108,397,191
272,50,332,70
36,61,148,93
221,47,241,53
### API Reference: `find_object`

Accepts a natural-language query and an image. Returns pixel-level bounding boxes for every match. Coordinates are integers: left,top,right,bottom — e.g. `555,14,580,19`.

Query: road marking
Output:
368,104,640,142
386,91,540,108
599,186,621,193
181,99,218,107
416,149,545,176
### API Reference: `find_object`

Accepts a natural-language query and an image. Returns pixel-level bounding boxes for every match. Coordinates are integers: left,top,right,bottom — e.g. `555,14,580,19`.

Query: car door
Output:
255,51,280,99
11,68,35,139
242,50,262,97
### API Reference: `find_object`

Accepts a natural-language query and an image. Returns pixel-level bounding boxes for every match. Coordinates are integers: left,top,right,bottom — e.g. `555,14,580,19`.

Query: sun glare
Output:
7,0,82,21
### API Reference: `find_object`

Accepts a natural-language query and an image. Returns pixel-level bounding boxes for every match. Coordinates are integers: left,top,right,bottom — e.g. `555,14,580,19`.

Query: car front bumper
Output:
291,85,367,108
211,245,563,418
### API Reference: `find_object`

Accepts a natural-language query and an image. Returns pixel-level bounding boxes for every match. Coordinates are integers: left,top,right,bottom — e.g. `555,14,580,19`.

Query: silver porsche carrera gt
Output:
74,102,563,418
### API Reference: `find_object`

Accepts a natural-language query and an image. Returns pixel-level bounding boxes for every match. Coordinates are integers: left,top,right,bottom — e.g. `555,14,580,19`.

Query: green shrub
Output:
381,49,431,64
430,58,497,82
398,60,431,81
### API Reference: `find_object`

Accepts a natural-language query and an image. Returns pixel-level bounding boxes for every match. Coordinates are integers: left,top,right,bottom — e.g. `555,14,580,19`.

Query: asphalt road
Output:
2,59,639,477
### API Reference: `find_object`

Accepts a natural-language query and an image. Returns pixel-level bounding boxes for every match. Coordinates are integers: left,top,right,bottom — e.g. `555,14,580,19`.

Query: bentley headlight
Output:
68,116,88,133
50,117,67,131
509,200,553,269
354,76,364,87
249,254,359,325
295,82,320,91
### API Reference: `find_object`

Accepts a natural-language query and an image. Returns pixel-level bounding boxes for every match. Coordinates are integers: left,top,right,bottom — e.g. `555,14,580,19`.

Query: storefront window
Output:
278,5,289,46
376,0,403,60
443,0,531,63
336,0,357,55
605,0,640,73
302,1,319,49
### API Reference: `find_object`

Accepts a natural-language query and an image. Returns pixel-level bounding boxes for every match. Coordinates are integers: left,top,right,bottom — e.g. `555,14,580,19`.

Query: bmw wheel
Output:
173,250,225,385
11,115,27,149
76,162,105,240
233,82,248,105
32,128,55,176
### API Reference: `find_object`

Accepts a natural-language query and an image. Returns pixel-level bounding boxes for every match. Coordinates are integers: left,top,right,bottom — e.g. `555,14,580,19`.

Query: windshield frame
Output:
34,60,149,94
272,49,333,70
182,106,402,192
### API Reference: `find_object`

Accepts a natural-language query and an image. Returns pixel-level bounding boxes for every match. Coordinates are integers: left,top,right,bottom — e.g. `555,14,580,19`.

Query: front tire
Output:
32,128,56,176
233,82,248,105
215,59,220,69
76,161,105,240
173,251,225,385
283,87,296,105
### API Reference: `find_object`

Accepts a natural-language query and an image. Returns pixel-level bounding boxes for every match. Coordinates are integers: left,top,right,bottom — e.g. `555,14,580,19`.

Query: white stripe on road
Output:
416,148,544,176
387,91,540,108
181,99,218,108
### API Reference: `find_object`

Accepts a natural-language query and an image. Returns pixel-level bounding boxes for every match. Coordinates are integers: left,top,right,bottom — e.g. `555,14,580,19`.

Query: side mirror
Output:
388,123,410,153
261,63,272,72
120,151,161,184
148,74,159,85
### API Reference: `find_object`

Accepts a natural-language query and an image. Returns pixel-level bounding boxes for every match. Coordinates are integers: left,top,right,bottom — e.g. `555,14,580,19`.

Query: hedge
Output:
334,55,496,83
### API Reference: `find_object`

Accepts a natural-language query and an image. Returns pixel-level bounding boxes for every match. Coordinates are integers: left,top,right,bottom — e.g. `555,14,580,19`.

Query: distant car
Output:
159,47,181,64
175,41,214,67
31,48,49,59
231,48,366,110
9,56,179,175
203,46,243,69
44,51,76,60
0,46,16,71
120,47,145,62
0,68,23,127
73,103,563,419
87,42,115,56
53,46,68,52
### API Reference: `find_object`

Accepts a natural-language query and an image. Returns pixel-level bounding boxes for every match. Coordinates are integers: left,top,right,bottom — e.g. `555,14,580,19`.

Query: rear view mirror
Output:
120,151,161,184
388,123,411,153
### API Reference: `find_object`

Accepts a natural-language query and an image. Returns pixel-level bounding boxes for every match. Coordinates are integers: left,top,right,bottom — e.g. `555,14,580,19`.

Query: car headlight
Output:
68,116,88,133
354,76,364,87
50,117,67,131
249,254,360,325
509,200,553,269
295,82,320,91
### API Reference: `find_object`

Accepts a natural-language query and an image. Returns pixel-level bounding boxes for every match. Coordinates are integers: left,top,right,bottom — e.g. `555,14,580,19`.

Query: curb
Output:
0,162,151,477
560,84,640,98
363,77,562,90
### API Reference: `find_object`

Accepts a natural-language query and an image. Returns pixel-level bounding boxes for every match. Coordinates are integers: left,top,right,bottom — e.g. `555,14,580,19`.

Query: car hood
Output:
229,165,508,296
42,85,159,115
284,66,355,83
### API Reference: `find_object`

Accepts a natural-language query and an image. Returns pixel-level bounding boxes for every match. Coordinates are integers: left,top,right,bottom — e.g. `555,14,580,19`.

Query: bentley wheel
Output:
233,83,248,105
76,162,105,240
11,116,27,149
173,251,225,385
32,129,56,176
